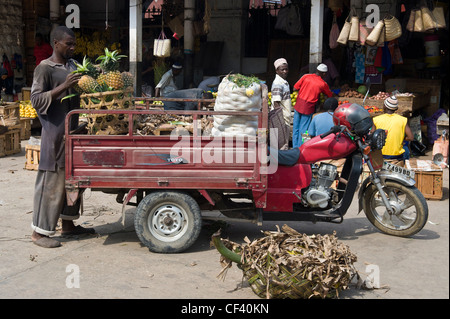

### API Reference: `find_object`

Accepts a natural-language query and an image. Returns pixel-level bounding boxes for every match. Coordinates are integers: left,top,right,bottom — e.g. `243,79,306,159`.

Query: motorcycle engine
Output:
303,163,338,208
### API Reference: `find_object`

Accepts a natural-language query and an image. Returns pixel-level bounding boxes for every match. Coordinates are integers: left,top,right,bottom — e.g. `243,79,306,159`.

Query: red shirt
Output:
34,43,53,66
293,73,333,114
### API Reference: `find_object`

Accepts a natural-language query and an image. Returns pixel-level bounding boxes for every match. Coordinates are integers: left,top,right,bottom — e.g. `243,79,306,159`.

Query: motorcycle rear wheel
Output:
363,181,428,237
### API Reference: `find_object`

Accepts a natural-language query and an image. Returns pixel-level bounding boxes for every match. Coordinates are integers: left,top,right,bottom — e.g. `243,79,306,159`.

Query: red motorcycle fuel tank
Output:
297,133,357,164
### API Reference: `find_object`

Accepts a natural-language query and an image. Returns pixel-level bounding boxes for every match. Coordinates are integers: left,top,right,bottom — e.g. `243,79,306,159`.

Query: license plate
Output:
382,162,415,179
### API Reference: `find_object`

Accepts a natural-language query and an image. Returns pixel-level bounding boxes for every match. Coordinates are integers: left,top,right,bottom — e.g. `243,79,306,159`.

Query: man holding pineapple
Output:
30,26,95,248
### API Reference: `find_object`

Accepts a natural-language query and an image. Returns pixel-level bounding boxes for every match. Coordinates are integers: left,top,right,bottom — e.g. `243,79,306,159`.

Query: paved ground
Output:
0,141,448,303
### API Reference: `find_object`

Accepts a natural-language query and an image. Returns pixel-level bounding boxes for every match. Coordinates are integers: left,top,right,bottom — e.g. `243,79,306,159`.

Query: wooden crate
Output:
22,87,32,101
0,135,5,157
20,118,32,140
0,102,20,127
414,170,443,200
406,159,443,200
25,144,41,171
0,129,21,156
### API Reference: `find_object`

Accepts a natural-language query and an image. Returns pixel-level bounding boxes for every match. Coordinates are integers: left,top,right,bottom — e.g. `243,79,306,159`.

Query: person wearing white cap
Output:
291,63,334,147
270,58,291,149
155,62,183,97
373,95,414,167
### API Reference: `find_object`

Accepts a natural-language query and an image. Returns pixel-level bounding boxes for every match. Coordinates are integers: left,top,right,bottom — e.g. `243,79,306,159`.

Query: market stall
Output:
324,0,448,152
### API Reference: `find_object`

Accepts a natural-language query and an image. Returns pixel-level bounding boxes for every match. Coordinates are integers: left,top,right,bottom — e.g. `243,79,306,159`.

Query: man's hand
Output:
64,73,81,89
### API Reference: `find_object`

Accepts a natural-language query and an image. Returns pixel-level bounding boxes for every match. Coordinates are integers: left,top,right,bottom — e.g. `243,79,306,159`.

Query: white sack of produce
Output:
212,74,262,137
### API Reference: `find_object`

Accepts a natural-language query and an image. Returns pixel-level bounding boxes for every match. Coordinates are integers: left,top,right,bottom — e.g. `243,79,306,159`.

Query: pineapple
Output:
97,73,107,87
105,71,124,90
72,56,100,78
121,72,134,88
78,75,99,93
96,48,126,73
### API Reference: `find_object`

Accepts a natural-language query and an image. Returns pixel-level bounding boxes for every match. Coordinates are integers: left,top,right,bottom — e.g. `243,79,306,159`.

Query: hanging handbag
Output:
421,6,436,31
406,9,416,32
349,15,360,42
366,20,384,46
359,20,370,45
432,6,446,29
414,9,424,32
337,14,352,45
329,13,340,49
153,31,171,58
377,25,386,47
384,15,402,41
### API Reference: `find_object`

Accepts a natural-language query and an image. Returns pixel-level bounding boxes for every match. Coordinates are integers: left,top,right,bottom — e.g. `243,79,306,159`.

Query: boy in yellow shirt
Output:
373,96,414,167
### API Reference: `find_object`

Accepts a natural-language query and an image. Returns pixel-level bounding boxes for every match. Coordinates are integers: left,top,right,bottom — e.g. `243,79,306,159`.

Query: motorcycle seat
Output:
268,147,300,166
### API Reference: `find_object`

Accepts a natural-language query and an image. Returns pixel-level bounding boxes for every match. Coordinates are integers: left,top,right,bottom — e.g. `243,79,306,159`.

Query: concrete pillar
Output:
129,0,142,96
309,0,324,73
184,0,195,88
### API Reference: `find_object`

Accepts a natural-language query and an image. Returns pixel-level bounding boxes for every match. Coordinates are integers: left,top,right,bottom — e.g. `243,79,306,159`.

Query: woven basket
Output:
384,15,402,41
80,87,134,110
80,87,134,135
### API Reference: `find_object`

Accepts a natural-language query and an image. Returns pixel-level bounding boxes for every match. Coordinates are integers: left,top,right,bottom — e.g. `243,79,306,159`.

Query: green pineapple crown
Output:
96,48,127,72
72,56,99,78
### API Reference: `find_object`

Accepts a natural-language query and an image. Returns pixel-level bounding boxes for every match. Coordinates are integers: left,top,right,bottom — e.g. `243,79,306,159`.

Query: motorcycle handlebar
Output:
320,125,342,139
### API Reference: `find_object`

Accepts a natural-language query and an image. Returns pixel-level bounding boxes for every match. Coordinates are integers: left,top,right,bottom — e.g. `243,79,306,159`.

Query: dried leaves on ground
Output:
213,224,359,299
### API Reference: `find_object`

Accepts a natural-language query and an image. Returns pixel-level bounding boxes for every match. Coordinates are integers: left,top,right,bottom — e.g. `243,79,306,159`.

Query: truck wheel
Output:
134,191,202,253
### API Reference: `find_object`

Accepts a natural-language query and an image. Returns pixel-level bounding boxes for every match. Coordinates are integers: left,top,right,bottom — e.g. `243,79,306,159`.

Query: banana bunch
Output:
152,101,164,105
19,100,37,119
74,31,121,60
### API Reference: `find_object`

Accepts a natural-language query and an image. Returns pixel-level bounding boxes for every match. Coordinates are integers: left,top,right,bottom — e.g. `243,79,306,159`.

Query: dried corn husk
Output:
212,225,358,299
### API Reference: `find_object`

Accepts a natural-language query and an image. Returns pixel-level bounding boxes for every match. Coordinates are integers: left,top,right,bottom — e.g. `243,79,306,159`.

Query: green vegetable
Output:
227,74,261,88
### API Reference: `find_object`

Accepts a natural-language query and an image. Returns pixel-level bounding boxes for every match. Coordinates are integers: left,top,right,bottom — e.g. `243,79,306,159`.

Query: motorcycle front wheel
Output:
363,180,428,237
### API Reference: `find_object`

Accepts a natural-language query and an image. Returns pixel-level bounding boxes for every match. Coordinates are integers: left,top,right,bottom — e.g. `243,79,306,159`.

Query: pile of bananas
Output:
74,31,121,60
152,101,164,105
19,100,37,119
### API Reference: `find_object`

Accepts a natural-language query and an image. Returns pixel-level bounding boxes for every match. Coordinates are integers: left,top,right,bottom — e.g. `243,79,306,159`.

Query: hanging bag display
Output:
337,14,352,45
153,31,171,58
366,19,385,46
384,15,402,41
